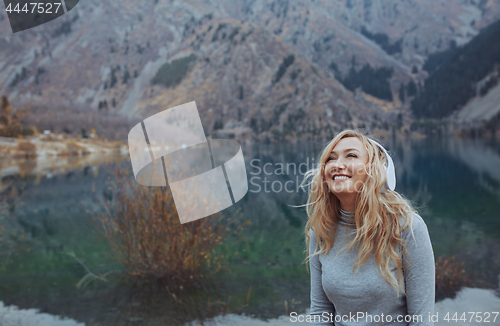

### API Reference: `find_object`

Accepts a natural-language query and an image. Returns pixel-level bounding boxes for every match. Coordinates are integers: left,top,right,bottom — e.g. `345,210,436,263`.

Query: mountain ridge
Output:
1,0,499,141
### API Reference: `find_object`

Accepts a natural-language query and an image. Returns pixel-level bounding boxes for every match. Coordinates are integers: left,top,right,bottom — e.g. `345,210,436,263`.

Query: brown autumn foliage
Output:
94,169,247,287
16,140,37,158
435,255,471,301
0,94,34,138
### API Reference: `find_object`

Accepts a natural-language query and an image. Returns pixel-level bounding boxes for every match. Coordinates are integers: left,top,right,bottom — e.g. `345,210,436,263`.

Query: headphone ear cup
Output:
384,151,396,191
368,139,396,192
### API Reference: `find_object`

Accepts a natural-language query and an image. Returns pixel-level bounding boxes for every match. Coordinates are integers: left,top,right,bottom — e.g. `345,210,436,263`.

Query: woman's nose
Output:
333,158,346,170
327,159,345,175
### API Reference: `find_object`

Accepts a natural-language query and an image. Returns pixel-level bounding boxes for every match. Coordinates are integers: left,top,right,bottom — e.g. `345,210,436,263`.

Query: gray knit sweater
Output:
308,211,435,325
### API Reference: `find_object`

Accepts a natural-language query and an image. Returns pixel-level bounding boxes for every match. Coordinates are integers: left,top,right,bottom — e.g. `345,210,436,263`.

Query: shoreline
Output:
1,287,498,326
0,134,129,179
0,134,128,159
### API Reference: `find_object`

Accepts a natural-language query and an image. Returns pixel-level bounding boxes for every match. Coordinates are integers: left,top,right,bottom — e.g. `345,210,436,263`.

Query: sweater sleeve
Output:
402,213,435,325
309,230,335,325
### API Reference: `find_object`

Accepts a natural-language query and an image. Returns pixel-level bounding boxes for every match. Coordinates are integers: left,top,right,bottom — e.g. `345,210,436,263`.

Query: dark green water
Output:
0,137,499,325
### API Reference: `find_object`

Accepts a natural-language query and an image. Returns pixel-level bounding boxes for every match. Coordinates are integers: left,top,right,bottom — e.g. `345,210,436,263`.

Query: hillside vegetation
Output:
152,54,197,88
411,19,500,119
340,60,394,101
360,27,402,55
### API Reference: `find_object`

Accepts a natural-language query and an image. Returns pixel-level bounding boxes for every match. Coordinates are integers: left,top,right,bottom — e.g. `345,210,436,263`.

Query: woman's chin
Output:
330,187,357,197
329,182,353,193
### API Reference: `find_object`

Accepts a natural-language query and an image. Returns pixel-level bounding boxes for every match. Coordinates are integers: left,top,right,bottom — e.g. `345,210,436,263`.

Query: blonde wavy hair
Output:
303,129,415,296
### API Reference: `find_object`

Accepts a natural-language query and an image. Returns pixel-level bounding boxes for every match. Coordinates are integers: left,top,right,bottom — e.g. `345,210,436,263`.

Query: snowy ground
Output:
0,301,85,326
186,288,500,326
1,287,499,326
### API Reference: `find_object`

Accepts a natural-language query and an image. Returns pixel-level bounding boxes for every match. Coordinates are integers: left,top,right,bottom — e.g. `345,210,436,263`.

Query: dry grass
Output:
93,169,246,289
435,255,471,301
0,125,34,138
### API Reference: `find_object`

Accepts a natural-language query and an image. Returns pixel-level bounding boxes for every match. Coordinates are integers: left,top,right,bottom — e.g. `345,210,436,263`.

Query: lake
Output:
0,136,499,325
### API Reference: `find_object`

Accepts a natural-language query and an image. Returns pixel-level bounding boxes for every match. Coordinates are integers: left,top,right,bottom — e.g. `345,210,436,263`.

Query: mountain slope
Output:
203,0,500,92
125,18,382,142
410,18,500,119
1,0,500,141
0,1,383,142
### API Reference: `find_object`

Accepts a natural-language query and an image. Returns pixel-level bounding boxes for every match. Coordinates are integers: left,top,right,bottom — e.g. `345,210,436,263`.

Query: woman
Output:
303,129,435,325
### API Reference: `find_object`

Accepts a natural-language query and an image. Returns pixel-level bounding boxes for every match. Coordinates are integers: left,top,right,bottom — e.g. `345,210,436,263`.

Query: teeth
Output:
334,176,349,180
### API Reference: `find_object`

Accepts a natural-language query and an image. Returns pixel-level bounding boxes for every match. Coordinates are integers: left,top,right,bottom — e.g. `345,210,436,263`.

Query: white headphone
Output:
368,139,396,192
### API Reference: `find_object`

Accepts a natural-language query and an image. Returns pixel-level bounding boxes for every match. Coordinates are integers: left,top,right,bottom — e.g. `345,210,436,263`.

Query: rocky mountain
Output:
209,0,499,75
1,0,499,142
413,17,500,116
409,17,500,138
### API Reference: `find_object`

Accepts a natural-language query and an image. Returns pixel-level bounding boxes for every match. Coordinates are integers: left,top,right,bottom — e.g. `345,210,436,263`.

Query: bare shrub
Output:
93,169,246,288
435,255,470,301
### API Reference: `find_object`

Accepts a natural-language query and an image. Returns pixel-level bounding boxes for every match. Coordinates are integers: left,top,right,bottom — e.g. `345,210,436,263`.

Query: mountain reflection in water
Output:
0,137,499,325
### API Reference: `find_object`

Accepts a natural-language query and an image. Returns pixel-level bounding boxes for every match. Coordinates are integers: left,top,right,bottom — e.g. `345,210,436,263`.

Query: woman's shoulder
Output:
409,211,427,227
400,211,431,240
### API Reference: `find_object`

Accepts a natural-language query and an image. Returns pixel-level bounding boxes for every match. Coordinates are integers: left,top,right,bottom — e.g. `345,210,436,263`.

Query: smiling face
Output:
323,137,369,209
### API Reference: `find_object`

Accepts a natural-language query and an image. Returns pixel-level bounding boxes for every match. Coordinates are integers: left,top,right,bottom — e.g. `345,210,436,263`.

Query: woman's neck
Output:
335,194,356,211
339,201,355,212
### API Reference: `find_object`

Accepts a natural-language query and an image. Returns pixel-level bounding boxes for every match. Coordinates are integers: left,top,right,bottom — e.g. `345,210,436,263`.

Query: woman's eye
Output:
326,157,336,162
348,154,357,158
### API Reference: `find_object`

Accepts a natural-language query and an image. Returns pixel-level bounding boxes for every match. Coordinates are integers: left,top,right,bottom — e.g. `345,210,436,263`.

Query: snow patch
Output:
0,302,85,326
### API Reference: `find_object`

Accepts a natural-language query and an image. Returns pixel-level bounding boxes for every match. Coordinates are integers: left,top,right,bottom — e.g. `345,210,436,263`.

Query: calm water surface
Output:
0,136,499,325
